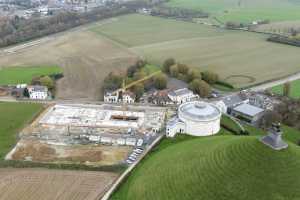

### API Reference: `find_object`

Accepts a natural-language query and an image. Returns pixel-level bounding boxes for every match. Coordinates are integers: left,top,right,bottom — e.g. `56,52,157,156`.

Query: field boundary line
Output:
100,134,165,200
129,35,229,50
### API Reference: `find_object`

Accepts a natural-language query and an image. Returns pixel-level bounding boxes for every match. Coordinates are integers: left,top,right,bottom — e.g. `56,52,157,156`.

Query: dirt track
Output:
0,168,118,200
0,30,138,100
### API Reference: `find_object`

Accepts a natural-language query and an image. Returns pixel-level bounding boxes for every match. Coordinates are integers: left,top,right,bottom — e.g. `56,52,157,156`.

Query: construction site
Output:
6,103,167,166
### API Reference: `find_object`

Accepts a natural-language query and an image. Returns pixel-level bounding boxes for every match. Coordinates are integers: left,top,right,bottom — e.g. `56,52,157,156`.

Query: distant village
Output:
0,0,127,19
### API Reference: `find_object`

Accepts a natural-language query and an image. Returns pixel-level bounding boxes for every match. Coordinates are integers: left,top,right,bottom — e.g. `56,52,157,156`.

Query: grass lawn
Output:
143,64,161,75
221,114,300,144
221,115,244,134
91,14,300,88
271,79,300,99
111,135,300,200
165,0,300,23
0,102,43,159
0,66,62,85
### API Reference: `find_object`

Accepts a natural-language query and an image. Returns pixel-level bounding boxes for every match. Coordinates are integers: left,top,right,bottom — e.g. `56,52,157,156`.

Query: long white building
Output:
167,101,221,137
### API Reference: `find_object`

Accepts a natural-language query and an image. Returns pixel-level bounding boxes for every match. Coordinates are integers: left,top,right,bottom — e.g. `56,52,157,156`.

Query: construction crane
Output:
112,70,162,101
112,70,162,118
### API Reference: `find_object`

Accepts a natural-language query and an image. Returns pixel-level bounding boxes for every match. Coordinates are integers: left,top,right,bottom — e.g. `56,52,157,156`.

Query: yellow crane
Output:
113,70,162,97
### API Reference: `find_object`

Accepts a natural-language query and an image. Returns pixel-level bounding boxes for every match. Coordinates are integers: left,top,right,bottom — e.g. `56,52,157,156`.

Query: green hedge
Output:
0,160,127,173
216,80,235,89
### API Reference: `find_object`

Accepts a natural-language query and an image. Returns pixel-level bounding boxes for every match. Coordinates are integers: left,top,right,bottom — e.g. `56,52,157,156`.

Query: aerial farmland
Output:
164,0,300,23
91,14,300,88
1,14,300,97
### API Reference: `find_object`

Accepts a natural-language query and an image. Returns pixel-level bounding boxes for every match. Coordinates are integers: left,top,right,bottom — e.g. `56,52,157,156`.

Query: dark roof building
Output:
231,103,265,124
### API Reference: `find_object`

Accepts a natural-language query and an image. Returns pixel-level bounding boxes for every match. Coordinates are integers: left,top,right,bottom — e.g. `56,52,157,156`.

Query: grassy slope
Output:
91,14,300,88
0,102,43,159
165,0,300,23
0,66,62,85
272,79,300,99
222,115,300,144
111,135,300,200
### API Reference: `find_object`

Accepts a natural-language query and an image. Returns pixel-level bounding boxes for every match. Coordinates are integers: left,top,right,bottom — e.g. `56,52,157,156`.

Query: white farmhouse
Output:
104,90,119,103
168,88,198,104
27,85,48,100
122,91,136,104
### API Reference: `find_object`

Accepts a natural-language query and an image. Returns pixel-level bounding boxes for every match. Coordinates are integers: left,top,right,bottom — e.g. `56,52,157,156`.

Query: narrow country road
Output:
250,71,300,92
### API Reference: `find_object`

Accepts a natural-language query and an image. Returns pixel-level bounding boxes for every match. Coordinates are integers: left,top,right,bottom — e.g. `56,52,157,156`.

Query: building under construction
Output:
23,103,166,146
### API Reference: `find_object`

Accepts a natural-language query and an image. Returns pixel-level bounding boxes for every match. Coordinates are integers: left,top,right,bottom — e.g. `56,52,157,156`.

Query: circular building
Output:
167,101,221,137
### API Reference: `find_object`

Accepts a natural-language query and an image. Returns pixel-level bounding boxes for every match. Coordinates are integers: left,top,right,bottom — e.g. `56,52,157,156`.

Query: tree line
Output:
150,5,209,19
162,58,219,97
267,35,300,47
103,59,167,100
0,1,147,48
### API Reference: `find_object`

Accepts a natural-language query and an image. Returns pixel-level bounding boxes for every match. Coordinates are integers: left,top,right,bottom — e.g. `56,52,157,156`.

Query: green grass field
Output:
90,14,223,47
0,102,43,159
143,64,161,74
165,0,300,23
272,79,300,99
111,135,300,200
221,115,300,143
91,14,300,88
0,66,62,85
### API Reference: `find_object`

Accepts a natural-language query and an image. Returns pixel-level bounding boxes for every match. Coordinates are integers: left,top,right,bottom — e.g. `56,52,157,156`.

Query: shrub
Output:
202,71,219,84
187,68,201,82
177,63,189,75
216,80,234,89
169,64,179,77
189,79,211,97
40,76,54,90
153,73,167,90
162,58,175,73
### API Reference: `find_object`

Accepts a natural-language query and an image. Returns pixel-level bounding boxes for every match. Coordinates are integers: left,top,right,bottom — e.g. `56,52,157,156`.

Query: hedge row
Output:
0,160,127,173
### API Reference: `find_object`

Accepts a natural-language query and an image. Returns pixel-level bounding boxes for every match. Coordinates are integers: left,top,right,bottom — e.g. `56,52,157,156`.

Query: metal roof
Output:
233,103,264,117
222,94,245,107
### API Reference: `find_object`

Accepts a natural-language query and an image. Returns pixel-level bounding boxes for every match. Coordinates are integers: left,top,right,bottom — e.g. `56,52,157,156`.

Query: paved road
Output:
250,72,300,92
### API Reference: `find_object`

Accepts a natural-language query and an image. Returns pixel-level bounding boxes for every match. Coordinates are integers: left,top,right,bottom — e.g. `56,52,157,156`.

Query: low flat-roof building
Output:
231,103,264,125
221,94,249,114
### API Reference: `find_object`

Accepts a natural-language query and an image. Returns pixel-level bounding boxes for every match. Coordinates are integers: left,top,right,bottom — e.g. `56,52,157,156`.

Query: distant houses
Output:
104,90,119,103
122,91,136,104
104,87,199,105
148,89,173,105
104,90,136,104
